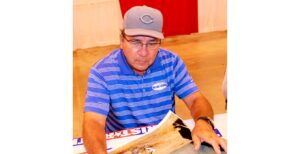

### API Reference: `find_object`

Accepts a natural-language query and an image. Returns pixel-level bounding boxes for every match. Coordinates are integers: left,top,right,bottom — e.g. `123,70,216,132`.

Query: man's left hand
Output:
191,120,227,154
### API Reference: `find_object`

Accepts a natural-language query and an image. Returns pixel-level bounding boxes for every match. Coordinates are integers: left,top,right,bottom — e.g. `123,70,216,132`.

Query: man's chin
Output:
133,66,148,74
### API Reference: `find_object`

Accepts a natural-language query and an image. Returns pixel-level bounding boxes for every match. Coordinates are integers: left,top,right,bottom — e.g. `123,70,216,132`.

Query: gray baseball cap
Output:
123,5,164,39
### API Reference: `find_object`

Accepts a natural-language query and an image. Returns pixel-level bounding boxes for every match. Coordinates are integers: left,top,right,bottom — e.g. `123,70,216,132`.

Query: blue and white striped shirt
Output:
84,48,198,132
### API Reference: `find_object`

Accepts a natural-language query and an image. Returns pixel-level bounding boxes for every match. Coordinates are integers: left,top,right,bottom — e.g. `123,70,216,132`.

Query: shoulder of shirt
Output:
158,48,182,65
158,48,180,59
92,48,121,70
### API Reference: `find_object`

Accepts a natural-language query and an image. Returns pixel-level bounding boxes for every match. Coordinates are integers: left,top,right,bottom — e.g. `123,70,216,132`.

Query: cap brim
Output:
125,29,164,39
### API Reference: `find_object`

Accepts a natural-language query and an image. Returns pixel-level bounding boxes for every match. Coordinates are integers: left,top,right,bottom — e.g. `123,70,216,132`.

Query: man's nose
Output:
138,44,148,57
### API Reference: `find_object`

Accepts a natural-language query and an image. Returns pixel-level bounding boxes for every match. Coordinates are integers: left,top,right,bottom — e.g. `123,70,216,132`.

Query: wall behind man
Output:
73,0,227,50
73,0,123,49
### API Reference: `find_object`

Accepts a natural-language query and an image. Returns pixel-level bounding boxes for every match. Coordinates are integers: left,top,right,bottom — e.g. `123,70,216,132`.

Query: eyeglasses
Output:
123,35,161,50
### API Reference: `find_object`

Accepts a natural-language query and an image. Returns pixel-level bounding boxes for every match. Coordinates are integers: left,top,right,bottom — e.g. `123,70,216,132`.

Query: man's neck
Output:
134,70,145,76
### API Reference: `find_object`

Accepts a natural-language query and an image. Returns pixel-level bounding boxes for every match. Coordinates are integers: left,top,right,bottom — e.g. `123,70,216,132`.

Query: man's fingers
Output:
218,138,227,153
208,137,227,154
209,140,222,154
192,134,201,151
191,127,227,153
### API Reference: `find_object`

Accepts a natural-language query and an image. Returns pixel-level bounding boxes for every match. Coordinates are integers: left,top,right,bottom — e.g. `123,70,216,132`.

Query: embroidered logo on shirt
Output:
152,82,168,91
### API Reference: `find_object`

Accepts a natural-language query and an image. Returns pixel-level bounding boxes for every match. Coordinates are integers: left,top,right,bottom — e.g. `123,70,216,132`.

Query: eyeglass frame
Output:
121,32,161,50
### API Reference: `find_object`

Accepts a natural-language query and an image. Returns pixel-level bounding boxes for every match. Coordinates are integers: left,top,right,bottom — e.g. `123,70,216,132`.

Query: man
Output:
83,5,227,154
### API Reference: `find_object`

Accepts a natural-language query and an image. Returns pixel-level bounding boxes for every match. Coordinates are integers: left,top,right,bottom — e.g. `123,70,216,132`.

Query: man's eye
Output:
130,41,142,45
148,43,159,46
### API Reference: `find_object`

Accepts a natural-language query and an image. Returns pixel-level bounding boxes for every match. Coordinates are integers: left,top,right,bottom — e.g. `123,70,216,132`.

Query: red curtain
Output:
119,0,198,37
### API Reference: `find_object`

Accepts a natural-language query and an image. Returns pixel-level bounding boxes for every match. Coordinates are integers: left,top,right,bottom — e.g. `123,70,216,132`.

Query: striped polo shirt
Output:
84,48,198,132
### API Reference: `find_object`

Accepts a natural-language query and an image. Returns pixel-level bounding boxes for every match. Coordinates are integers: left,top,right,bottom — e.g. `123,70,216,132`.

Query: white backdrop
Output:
73,0,227,50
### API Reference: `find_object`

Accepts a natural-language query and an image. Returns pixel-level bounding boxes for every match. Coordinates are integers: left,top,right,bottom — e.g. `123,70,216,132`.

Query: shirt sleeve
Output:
173,56,198,99
84,67,110,116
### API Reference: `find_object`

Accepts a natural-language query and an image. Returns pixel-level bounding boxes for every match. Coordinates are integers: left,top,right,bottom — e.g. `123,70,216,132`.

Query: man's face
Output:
120,34,161,75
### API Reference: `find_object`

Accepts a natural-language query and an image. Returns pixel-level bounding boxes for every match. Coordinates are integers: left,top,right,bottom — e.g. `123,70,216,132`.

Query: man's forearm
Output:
83,128,107,154
83,112,107,154
189,92,214,120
